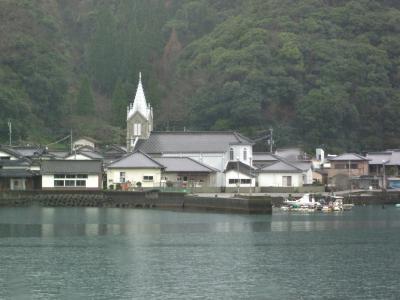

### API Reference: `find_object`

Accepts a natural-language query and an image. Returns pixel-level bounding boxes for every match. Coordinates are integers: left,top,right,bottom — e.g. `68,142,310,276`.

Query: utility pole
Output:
70,129,73,153
7,120,12,146
269,128,273,153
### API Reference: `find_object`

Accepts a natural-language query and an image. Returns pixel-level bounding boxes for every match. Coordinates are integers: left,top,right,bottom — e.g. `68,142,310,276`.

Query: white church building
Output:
119,73,312,191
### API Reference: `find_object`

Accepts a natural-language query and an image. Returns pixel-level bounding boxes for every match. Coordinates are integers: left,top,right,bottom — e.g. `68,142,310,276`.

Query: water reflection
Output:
0,207,399,238
1,206,400,299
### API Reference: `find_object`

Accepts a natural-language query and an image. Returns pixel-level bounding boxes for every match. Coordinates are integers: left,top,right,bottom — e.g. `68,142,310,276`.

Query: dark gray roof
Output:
137,131,253,154
0,169,38,178
329,153,369,161
224,161,256,177
0,159,31,167
153,157,216,173
41,160,102,174
107,151,163,169
11,147,43,157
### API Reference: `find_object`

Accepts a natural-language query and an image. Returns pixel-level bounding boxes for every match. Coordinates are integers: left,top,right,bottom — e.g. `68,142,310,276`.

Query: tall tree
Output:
76,76,95,115
111,80,129,128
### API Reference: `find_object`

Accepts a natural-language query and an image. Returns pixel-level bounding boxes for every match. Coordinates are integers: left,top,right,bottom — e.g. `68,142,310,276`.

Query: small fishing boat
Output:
395,204,400,208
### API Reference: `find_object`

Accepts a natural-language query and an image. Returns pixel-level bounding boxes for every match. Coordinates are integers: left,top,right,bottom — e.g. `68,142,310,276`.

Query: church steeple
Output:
127,72,152,121
126,73,153,151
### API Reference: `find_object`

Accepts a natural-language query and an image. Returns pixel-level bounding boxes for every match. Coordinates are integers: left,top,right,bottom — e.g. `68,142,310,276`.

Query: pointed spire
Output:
127,72,151,121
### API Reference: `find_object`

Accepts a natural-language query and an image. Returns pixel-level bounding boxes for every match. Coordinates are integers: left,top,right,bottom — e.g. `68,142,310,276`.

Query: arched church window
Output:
134,123,142,136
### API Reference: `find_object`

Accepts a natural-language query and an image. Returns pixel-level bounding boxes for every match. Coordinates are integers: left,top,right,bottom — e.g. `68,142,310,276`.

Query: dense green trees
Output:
76,76,94,115
1,0,400,152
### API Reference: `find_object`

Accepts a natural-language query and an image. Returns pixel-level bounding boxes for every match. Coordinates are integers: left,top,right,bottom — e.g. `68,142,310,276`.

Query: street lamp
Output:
237,156,240,195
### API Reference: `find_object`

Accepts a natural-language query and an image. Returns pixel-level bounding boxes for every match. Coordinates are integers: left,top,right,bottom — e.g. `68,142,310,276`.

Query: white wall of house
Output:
73,139,95,149
160,148,252,188
65,154,92,160
42,175,100,189
107,168,161,188
258,173,303,187
304,169,313,185
228,145,253,166
161,172,216,187
0,151,17,160
225,169,255,187
162,152,225,187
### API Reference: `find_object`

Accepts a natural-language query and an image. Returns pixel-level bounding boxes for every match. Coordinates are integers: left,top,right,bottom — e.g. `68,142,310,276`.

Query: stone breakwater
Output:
0,190,272,214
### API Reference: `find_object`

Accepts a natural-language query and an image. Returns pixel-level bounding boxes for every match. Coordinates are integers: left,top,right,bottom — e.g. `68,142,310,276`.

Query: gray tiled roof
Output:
0,169,38,178
137,131,253,154
224,161,256,177
79,150,104,159
291,161,312,171
107,151,163,169
253,152,278,161
12,148,42,157
0,159,31,167
258,161,302,173
41,160,102,174
48,151,70,158
329,153,369,161
366,151,400,166
153,157,216,173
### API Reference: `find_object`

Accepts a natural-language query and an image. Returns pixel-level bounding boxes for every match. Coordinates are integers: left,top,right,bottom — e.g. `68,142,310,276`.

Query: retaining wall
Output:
0,190,272,214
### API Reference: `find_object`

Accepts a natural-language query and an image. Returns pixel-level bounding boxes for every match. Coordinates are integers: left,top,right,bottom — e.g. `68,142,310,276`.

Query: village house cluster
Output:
1,75,399,193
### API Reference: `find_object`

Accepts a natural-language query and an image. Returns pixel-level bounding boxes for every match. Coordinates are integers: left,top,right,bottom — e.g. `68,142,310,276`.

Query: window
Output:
54,180,64,187
230,148,234,161
334,163,358,169
282,176,292,187
65,180,75,187
134,123,142,136
243,148,247,161
143,175,153,181
229,179,239,184
76,180,86,187
120,172,126,183
53,174,89,188
241,179,251,184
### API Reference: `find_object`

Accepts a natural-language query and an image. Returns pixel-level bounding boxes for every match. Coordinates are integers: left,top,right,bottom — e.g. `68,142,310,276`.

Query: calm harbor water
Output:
0,206,399,299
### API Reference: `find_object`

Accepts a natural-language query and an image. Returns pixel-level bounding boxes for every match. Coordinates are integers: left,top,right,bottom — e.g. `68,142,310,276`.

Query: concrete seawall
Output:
0,190,272,214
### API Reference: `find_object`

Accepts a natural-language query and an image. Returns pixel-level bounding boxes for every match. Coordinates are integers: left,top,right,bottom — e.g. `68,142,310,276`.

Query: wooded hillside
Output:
1,0,400,152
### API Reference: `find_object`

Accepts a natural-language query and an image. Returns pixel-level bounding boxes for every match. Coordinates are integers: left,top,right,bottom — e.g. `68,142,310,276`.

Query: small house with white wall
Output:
153,157,217,188
73,137,98,150
41,160,102,190
224,161,256,190
256,157,313,188
106,151,163,189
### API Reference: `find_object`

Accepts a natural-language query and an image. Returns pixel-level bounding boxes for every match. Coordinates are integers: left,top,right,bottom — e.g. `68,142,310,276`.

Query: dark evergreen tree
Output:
76,76,95,115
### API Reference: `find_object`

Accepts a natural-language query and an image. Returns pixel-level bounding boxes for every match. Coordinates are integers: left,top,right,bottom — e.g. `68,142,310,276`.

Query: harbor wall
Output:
0,190,272,214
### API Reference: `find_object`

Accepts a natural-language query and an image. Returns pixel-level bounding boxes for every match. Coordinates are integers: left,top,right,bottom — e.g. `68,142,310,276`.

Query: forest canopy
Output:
1,0,400,152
